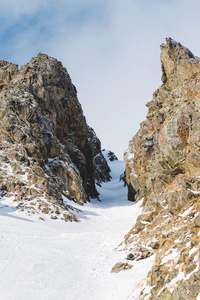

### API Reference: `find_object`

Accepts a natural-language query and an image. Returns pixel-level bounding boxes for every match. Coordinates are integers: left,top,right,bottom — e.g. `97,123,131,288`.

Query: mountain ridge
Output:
0,53,111,221
124,38,200,299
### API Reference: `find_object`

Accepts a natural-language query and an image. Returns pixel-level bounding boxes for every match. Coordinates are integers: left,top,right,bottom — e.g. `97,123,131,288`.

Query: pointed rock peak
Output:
37,52,50,59
0,60,18,69
124,39,200,297
160,37,195,60
21,53,64,75
0,53,111,221
160,37,199,88
107,150,118,161
0,60,18,89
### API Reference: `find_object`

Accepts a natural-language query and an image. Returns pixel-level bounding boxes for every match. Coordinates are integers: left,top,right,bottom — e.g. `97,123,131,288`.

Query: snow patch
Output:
161,248,179,265
0,156,144,300
179,204,194,218
129,254,156,299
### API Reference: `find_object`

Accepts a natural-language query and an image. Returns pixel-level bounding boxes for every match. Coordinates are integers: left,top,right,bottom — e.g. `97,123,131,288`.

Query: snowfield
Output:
0,152,154,300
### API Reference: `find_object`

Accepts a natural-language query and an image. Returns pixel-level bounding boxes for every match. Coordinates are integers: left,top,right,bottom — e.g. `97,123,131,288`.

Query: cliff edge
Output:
0,54,110,221
124,38,200,299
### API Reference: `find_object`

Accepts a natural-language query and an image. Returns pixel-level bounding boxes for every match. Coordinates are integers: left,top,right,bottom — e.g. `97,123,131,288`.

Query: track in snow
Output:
0,152,152,300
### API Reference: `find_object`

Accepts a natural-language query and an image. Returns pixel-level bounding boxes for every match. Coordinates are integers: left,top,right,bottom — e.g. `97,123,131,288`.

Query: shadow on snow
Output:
0,197,34,223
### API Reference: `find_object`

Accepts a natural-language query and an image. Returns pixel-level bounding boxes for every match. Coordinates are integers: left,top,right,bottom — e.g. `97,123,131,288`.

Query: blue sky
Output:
1,0,200,158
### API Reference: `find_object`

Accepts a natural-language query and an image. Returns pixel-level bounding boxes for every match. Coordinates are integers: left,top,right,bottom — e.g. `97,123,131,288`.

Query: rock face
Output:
88,127,111,185
124,38,200,299
0,53,110,221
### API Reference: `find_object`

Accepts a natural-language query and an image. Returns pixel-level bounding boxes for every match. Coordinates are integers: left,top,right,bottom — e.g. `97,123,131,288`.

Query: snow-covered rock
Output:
124,38,200,299
0,148,150,300
0,54,110,221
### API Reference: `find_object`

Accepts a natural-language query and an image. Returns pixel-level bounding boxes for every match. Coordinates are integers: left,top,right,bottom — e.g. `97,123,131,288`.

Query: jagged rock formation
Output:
88,127,111,185
107,150,118,162
0,54,110,221
124,38,200,299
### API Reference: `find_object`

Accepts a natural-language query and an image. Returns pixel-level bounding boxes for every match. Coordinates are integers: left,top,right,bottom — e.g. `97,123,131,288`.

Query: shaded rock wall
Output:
124,38,200,299
0,53,110,221
88,126,111,185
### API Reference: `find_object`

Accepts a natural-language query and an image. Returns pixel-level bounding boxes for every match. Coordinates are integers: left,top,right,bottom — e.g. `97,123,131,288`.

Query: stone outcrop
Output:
88,127,111,185
124,38,200,299
0,53,110,221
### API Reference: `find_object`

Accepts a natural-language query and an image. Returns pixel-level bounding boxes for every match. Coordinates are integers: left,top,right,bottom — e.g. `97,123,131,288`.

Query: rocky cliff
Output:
124,38,200,299
0,54,110,221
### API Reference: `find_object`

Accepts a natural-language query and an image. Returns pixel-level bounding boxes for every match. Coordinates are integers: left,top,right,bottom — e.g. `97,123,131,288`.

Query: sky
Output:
1,0,200,159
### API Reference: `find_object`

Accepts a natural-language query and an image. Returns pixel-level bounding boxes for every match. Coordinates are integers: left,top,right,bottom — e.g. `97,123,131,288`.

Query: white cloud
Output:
1,0,200,158
0,0,47,17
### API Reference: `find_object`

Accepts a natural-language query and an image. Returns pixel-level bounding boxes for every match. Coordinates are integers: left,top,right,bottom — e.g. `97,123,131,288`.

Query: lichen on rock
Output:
123,38,200,299
0,53,110,221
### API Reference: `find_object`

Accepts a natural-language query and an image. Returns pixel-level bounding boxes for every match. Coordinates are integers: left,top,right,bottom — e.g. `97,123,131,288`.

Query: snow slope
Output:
0,151,154,300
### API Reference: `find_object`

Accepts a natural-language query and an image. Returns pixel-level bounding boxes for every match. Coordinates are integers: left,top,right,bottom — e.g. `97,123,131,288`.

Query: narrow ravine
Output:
0,151,152,300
